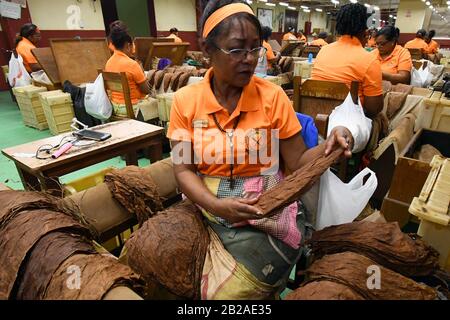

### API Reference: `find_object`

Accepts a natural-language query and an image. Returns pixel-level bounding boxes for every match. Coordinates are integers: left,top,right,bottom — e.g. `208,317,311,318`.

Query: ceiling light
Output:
303,9,311,12
389,14,393,18
301,5,309,9
331,0,339,4
394,16,397,19
364,3,370,7
425,1,430,5
288,6,296,10
246,0,252,4
327,12,331,14
350,0,358,3
259,0,267,2
316,8,323,12
447,1,450,4
279,2,289,6
421,0,425,2
373,6,380,11
265,2,276,6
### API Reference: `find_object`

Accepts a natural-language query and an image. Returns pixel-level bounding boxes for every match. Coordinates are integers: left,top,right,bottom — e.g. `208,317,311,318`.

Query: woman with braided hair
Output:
311,3,383,118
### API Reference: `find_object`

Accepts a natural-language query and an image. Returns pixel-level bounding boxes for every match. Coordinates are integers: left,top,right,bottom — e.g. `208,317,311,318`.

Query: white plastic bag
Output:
316,168,378,231
7,54,31,88
30,70,52,85
327,92,372,153
410,62,433,88
84,73,112,120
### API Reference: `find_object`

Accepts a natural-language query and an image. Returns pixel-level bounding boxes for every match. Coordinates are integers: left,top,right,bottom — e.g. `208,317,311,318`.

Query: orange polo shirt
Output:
404,38,428,52
16,38,38,73
298,35,307,42
263,40,275,68
167,33,182,43
104,50,146,104
167,68,302,178
425,40,439,54
311,35,383,102
372,45,412,74
310,38,328,47
283,32,297,41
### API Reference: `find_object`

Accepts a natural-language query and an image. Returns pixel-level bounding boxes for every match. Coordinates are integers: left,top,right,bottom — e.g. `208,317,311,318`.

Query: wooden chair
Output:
134,37,174,66
407,48,423,60
301,46,321,58
144,42,190,70
101,71,135,120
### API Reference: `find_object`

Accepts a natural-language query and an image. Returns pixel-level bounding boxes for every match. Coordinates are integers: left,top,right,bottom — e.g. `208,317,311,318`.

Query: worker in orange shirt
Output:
297,30,307,42
256,26,281,75
283,26,297,41
404,29,428,56
311,3,383,118
366,28,377,50
107,21,136,57
310,32,328,47
105,23,157,121
167,28,183,43
15,23,42,73
372,26,412,85
425,30,439,54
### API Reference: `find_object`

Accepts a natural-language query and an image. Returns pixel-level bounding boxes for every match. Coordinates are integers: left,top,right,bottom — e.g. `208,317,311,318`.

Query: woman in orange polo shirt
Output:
282,26,297,41
104,23,155,120
167,27,183,43
404,29,428,55
310,32,328,47
165,0,353,299
425,30,439,54
372,26,412,85
297,30,307,42
311,3,383,118
15,23,41,73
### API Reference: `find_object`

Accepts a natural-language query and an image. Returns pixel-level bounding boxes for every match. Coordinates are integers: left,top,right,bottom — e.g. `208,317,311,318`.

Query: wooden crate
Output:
409,156,450,271
156,93,175,122
417,91,447,132
380,129,450,227
12,85,48,130
39,90,74,135
293,60,313,79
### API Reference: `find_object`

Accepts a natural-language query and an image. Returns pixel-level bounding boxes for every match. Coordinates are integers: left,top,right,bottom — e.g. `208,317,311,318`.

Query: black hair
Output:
427,30,436,39
15,23,38,46
109,21,132,50
416,29,426,38
336,3,371,37
318,32,328,39
376,26,400,43
261,26,272,41
170,28,179,34
200,0,262,48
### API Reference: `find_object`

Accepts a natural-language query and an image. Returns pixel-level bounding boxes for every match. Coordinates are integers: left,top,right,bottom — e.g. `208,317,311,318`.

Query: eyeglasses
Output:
215,45,267,60
376,40,392,47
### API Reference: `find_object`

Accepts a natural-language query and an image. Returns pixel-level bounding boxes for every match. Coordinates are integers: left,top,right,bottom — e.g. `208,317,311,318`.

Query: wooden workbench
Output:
2,120,164,195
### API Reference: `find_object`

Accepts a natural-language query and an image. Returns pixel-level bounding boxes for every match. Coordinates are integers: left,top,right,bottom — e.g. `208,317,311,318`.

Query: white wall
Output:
396,0,428,33
27,0,105,30
153,0,197,31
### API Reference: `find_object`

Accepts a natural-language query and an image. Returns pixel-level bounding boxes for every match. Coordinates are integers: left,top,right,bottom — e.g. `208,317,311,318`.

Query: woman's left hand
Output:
324,126,354,159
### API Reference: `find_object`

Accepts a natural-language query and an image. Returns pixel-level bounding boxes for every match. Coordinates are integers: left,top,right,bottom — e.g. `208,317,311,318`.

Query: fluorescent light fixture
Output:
350,0,357,3
331,0,339,4
364,3,371,7
327,12,331,14
288,6,297,10
303,9,311,12
316,8,323,12
259,0,267,2
373,6,380,10
425,1,430,5
279,2,289,6
447,0,450,4
421,0,426,2
389,14,393,18
266,2,276,6
246,0,252,4
301,5,309,9
429,5,433,9
394,16,397,19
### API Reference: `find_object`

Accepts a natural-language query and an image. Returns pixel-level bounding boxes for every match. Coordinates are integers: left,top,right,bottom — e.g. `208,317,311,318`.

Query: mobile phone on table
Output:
74,129,111,141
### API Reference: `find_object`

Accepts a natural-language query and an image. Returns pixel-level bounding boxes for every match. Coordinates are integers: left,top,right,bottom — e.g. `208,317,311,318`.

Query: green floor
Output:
0,91,150,190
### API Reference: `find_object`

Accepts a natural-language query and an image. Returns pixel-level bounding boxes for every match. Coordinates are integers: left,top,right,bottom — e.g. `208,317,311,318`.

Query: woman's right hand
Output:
211,197,264,224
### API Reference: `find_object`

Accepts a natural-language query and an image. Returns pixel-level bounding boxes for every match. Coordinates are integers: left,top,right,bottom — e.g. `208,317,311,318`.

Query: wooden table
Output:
2,120,164,195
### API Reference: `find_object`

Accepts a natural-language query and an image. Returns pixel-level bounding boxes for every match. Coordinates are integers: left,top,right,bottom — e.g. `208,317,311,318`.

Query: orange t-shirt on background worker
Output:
263,40,276,68
311,35,383,103
104,50,146,104
298,34,307,42
310,38,328,47
404,37,428,53
372,45,412,75
425,39,439,54
167,68,302,177
282,32,297,41
16,38,38,73
167,33,183,43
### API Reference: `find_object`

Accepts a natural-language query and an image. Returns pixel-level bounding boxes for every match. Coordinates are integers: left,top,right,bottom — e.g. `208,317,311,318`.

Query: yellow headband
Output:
202,3,255,38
